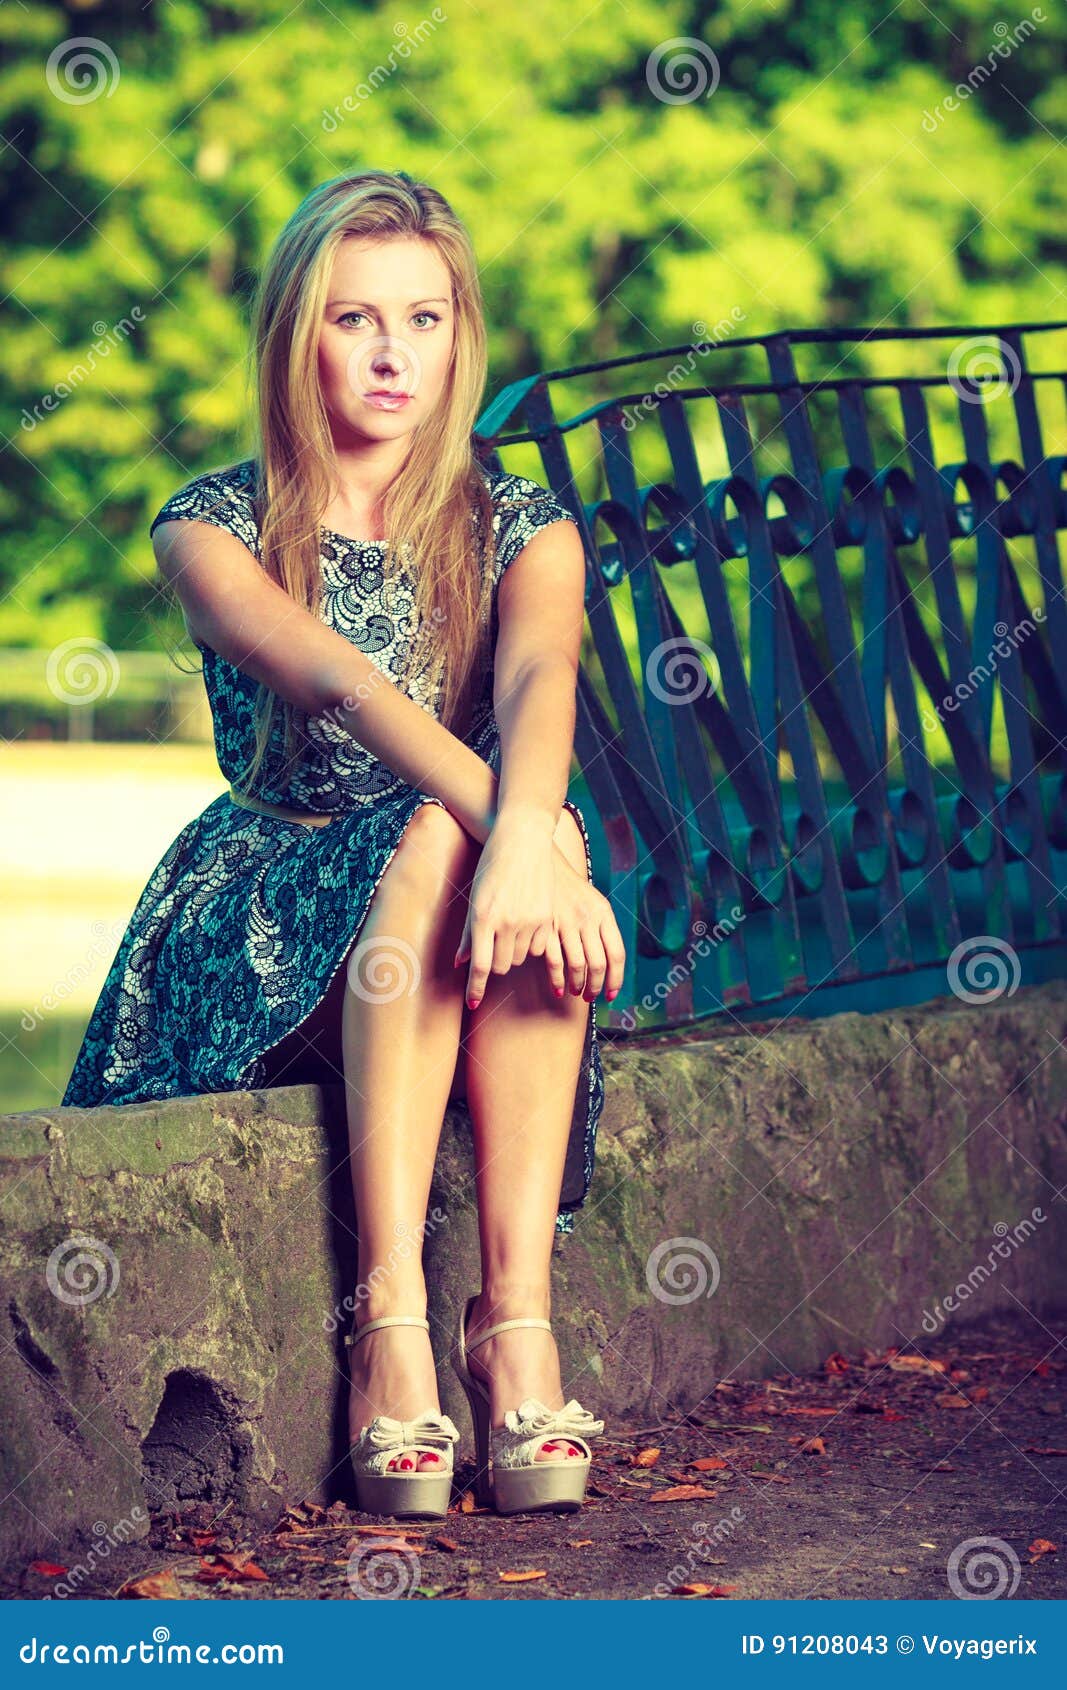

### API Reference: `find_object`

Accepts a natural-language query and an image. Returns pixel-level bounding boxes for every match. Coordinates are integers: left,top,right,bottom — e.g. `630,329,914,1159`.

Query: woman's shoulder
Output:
478,461,573,519
149,457,261,557
475,462,579,581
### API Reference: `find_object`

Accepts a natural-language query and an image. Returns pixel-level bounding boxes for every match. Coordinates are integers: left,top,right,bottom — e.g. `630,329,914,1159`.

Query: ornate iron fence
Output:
476,323,1067,1034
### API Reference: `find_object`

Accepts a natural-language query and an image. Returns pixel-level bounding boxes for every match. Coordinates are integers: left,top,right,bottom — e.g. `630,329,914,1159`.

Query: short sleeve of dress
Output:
490,474,579,586
149,462,262,563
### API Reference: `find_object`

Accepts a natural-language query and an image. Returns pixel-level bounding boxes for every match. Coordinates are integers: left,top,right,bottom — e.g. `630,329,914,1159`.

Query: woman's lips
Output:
363,392,411,410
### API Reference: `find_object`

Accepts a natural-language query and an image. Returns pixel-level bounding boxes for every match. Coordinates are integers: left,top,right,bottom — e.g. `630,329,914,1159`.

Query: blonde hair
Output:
186,168,498,793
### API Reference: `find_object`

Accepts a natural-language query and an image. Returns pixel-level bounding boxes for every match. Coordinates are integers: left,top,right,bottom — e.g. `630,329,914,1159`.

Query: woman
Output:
61,169,625,1520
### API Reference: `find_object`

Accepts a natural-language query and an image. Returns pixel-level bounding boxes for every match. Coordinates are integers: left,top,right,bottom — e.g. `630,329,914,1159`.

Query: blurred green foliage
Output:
2,0,1064,653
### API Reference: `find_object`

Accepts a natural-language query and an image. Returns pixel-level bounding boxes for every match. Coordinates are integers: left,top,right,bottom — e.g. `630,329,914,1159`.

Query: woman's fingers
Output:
453,901,473,970
491,927,519,979
558,923,588,997
602,913,627,999
465,912,496,1008
465,904,624,1010
540,926,566,997
580,925,608,1000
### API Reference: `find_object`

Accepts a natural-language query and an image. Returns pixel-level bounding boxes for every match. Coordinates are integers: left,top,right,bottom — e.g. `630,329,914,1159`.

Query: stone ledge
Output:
3,981,1066,1562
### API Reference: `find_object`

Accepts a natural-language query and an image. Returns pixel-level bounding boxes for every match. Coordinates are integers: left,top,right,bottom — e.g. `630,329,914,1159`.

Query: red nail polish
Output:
554,986,565,998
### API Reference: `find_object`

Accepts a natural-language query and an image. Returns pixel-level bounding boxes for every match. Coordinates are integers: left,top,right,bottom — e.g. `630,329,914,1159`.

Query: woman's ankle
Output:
471,1283,552,1326
349,1283,428,1329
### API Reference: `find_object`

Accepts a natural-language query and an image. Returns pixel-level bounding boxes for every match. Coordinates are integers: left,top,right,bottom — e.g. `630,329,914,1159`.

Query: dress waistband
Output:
227,785,335,827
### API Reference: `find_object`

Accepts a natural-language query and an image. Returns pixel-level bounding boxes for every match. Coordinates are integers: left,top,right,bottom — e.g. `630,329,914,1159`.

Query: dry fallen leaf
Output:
499,1569,547,1582
648,1484,718,1503
934,1390,972,1409
29,1561,68,1578
119,1570,183,1600
674,1581,737,1597
568,1540,593,1549
788,1434,827,1454
691,1457,728,1471
632,1447,661,1468
195,1555,269,1585
890,1355,947,1378
433,1536,459,1553
1028,1538,1057,1561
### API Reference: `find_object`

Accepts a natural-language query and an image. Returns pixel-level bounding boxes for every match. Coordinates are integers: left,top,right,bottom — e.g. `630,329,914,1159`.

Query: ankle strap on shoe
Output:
466,1315,552,1350
344,1314,430,1348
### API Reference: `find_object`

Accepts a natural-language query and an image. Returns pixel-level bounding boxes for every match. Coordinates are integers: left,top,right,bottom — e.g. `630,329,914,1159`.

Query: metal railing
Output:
476,324,1067,1033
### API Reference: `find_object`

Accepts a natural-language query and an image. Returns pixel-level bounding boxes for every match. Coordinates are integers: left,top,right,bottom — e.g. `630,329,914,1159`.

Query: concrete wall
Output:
2,981,1065,1563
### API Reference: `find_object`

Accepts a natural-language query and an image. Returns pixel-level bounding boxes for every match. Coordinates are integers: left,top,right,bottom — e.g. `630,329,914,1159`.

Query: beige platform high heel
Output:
345,1314,460,1519
451,1294,605,1515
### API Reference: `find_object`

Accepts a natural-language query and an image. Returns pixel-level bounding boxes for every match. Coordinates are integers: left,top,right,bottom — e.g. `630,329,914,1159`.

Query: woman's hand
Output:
547,846,627,1003
453,810,556,1009
454,809,627,1010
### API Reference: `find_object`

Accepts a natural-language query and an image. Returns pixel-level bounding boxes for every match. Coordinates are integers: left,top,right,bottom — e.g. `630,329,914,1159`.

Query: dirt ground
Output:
6,1312,1064,1602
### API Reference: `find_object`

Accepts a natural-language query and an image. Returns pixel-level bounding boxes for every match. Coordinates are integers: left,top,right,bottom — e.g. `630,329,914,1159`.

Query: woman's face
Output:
317,234,455,442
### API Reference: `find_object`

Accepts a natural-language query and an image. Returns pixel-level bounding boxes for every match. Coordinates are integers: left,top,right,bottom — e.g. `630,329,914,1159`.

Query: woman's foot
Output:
463,1290,585,1461
348,1313,444,1474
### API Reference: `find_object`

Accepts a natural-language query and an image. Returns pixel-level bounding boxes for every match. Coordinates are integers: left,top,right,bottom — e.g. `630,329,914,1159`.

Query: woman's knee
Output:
374,801,479,910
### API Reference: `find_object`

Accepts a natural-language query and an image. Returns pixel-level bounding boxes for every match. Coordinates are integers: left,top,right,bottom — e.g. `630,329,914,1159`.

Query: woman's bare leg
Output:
458,806,593,1461
341,802,479,1472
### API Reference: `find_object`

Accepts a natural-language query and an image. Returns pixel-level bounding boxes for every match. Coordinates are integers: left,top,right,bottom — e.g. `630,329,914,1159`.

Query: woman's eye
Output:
338,310,441,329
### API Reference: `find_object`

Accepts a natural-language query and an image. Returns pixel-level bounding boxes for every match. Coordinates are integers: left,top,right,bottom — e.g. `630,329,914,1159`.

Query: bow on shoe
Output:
501,1397,605,1440
361,1412,461,1452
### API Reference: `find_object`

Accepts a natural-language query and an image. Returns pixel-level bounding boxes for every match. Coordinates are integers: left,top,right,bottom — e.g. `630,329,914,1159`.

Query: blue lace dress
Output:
60,458,605,1234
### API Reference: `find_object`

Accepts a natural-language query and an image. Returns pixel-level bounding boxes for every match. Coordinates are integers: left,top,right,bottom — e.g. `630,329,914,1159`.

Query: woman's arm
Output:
155,513,624,1006
153,517,503,842
492,520,583,835
453,517,627,1007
